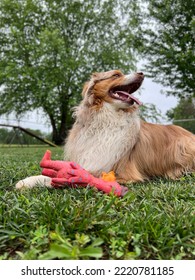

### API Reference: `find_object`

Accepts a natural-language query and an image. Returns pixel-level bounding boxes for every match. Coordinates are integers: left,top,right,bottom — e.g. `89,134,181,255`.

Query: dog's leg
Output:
115,178,131,184
114,157,146,184
15,175,52,189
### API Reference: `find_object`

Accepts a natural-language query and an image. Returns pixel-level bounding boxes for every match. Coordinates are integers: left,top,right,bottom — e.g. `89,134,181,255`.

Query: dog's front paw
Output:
15,175,52,189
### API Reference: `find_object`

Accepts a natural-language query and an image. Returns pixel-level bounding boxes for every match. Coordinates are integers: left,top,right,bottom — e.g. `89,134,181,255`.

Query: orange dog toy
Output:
101,171,116,182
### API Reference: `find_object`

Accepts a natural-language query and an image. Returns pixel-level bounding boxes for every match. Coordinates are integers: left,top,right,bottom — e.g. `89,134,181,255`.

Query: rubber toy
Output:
101,171,116,182
40,150,128,197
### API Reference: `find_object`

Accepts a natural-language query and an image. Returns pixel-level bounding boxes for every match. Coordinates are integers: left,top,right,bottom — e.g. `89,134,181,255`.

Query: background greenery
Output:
0,147,194,260
142,0,195,132
0,128,51,145
0,0,194,143
0,0,141,144
143,0,195,98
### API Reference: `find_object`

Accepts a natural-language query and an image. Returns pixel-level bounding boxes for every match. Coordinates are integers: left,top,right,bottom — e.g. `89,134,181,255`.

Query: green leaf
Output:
80,246,103,259
39,243,72,260
91,238,104,247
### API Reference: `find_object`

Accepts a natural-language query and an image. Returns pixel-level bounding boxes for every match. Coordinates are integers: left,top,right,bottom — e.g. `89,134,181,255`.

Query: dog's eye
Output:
112,73,121,78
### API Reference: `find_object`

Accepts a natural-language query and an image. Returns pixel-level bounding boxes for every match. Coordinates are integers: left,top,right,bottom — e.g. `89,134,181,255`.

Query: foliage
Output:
142,0,195,98
140,103,163,123
0,0,141,144
16,228,103,260
0,147,195,260
0,127,51,144
167,98,195,133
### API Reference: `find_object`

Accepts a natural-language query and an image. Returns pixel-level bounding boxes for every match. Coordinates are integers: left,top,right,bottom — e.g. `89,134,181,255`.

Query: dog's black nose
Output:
137,72,144,76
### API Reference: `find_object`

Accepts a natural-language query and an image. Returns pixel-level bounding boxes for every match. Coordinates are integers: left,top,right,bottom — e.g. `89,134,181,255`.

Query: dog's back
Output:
114,122,195,183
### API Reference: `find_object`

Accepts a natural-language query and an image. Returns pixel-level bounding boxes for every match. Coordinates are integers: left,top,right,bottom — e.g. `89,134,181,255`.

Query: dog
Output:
16,70,195,189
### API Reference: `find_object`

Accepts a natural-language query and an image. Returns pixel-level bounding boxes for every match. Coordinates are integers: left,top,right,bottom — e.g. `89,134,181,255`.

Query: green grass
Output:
0,146,194,260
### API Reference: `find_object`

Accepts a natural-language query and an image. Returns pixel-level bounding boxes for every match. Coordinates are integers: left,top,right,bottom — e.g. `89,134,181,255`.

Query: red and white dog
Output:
16,70,195,188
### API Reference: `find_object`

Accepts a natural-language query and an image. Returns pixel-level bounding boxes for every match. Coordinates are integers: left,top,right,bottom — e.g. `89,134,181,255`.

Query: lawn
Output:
0,146,194,260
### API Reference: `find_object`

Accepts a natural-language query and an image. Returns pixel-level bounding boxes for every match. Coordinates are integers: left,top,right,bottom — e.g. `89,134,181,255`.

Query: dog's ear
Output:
81,71,116,105
81,73,100,105
81,80,95,106
81,81,92,97
82,71,110,97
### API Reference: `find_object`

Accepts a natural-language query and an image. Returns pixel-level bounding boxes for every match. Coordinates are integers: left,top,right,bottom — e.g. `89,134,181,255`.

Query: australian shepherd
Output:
16,70,195,189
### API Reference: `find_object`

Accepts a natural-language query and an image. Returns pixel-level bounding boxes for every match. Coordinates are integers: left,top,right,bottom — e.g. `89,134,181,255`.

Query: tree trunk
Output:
53,129,67,145
48,109,69,146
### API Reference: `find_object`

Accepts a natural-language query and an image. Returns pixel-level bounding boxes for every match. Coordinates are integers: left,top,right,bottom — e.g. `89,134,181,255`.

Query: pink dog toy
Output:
40,150,128,197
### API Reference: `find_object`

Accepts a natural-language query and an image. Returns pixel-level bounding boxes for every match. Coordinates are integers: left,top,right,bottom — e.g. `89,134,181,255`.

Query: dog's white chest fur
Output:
65,103,140,176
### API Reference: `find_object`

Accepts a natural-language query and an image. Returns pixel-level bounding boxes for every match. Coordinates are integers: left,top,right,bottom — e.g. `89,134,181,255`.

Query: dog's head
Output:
82,70,144,110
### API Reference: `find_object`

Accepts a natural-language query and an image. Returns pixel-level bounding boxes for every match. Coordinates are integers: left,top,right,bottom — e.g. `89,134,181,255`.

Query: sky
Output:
0,77,178,133
139,77,178,119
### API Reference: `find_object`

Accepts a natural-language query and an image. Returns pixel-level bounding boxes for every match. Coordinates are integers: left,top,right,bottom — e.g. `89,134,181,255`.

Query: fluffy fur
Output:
16,69,195,189
65,102,140,176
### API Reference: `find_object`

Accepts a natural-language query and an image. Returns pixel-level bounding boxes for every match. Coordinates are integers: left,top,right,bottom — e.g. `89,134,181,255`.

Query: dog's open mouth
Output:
109,83,142,106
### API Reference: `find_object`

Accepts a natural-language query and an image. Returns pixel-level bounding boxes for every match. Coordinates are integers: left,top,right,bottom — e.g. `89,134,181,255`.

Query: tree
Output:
0,0,141,144
167,98,195,133
0,127,51,144
142,0,195,98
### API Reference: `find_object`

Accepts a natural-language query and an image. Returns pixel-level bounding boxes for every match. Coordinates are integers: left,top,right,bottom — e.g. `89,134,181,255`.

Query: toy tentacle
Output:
92,177,128,197
42,168,58,178
40,150,70,170
40,150,52,167
51,177,88,187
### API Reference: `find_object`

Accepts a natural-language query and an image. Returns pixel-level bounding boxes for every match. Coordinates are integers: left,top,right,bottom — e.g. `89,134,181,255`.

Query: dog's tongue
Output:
129,95,142,105
116,91,142,105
